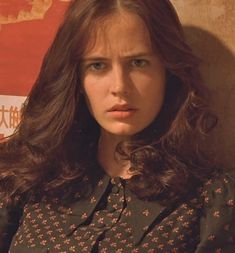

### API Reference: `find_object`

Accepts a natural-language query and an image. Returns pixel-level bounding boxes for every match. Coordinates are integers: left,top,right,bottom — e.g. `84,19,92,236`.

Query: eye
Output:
88,62,106,71
131,59,148,68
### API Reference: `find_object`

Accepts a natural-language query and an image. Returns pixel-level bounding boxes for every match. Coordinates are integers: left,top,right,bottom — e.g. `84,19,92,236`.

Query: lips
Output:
107,104,136,112
106,104,138,119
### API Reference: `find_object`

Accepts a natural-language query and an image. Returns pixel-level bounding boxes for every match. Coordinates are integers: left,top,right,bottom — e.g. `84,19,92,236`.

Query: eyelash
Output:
85,59,149,72
131,59,148,68
88,62,106,71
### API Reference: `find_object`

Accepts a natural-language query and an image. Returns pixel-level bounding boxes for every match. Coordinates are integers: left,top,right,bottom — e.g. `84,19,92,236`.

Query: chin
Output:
107,126,144,137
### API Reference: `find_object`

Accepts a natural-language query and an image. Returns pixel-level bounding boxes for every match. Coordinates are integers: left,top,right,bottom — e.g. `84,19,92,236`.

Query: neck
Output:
97,131,133,179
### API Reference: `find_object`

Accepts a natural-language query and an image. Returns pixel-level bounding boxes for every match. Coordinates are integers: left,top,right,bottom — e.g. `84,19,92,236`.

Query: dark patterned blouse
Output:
0,168,235,253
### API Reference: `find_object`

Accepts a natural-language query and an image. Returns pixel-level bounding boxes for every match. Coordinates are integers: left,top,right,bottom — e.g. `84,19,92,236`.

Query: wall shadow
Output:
184,26,235,168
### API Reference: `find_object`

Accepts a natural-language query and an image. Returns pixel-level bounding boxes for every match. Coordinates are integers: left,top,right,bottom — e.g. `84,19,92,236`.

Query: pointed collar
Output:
64,170,110,235
63,171,168,245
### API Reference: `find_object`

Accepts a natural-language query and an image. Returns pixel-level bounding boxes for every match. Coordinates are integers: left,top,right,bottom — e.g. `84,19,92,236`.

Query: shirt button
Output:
111,186,119,194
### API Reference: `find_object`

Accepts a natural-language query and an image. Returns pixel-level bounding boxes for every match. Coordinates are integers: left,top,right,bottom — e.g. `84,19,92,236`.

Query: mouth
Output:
107,104,137,112
107,104,138,119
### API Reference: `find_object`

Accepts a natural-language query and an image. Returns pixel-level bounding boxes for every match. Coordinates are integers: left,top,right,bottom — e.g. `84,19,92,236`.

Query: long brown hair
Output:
0,0,217,203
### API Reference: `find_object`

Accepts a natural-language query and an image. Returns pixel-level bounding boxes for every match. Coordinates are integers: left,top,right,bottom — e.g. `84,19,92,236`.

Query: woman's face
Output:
81,12,166,138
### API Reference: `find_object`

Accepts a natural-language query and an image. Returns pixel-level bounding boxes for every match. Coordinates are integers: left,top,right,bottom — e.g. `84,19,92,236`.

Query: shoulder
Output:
200,169,235,209
0,194,24,252
195,169,235,252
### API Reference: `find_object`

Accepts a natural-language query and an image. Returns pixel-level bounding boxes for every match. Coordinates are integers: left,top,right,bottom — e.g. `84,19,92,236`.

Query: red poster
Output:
0,0,70,96
0,0,70,138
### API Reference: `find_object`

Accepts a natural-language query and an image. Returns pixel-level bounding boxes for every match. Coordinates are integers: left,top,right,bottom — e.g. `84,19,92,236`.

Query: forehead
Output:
83,12,153,57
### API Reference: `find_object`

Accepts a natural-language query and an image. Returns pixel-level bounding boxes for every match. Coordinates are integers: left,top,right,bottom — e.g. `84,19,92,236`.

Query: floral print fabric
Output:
1,170,235,253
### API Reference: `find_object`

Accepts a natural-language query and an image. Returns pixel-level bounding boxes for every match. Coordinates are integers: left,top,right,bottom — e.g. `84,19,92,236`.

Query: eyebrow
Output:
81,52,154,62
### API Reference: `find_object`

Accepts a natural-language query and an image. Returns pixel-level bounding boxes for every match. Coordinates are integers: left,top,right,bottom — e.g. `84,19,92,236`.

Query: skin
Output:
81,12,166,178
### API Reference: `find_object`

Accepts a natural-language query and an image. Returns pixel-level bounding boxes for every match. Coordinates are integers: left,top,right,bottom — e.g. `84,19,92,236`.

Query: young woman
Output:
1,0,235,252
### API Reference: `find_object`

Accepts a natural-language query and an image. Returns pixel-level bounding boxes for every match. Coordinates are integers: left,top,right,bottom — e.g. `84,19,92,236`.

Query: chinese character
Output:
0,105,9,128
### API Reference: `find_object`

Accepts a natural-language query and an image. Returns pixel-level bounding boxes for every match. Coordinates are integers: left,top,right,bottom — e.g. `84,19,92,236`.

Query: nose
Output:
109,65,131,96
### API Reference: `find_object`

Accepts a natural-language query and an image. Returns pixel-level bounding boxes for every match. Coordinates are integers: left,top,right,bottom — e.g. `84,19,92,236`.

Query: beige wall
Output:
171,0,235,167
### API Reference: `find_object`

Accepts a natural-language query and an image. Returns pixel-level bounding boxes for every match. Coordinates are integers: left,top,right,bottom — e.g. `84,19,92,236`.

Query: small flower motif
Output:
124,210,132,217
28,238,34,244
82,212,88,219
172,227,179,233
42,219,47,225
38,234,44,239
201,190,208,197
64,238,71,244
125,227,132,233
119,196,124,202
47,230,53,235
204,197,209,203
166,220,173,226
110,242,117,247
213,211,220,218
52,197,59,203
40,240,47,246
176,216,184,222
178,234,185,241
190,198,198,204
26,233,32,239
151,237,158,243
205,179,212,185
143,209,150,216
98,180,104,186
215,188,222,194
100,248,108,253
75,235,81,241
49,215,56,221
227,199,234,207
126,196,132,202
142,243,149,248
182,222,189,228
90,196,96,203
69,224,76,230
82,246,88,251
157,225,164,231
223,178,229,184
167,239,174,245
187,209,194,215
131,249,139,253
98,217,104,223
215,249,222,253
115,233,122,239
147,231,153,237
50,237,56,242
157,244,164,250
162,232,169,238
208,235,215,241
69,246,76,252
181,204,188,209
53,221,60,227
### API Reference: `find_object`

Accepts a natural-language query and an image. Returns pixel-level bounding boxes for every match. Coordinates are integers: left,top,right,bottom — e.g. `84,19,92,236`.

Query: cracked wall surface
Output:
171,0,235,167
